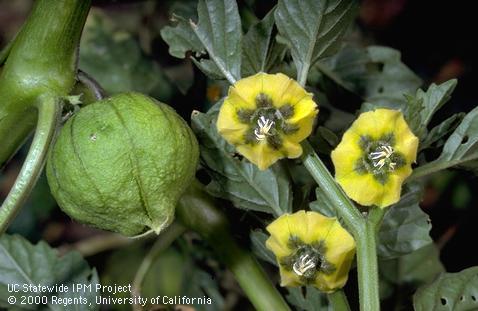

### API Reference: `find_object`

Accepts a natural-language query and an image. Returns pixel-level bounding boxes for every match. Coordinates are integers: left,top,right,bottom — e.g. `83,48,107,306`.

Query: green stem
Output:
297,62,311,87
406,155,478,183
359,207,385,311
355,220,380,311
131,223,186,311
301,141,383,311
0,96,61,235
0,39,14,65
177,180,291,311
300,141,363,234
0,0,91,168
328,290,351,311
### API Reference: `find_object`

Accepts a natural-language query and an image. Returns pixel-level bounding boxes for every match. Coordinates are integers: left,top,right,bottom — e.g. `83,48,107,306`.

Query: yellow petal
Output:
260,72,292,106
266,213,294,251
337,173,383,206
302,212,336,244
348,108,399,140
216,101,249,145
236,143,281,170
394,113,419,163
376,170,409,207
272,74,312,108
279,268,302,287
286,101,318,142
280,138,303,159
227,73,264,109
331,130,363,177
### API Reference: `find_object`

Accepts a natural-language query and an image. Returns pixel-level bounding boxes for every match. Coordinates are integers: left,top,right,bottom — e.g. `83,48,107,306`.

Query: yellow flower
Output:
265,210,356,292
331,108,419,208
217,72,318,170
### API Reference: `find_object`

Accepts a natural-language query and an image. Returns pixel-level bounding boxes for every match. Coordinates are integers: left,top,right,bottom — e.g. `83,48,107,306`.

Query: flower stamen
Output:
292,254,316,276
254,116,275,141
369,145,396,170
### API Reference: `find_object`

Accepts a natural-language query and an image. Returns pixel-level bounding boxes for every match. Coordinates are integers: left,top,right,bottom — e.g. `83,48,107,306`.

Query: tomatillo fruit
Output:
46,92,199,236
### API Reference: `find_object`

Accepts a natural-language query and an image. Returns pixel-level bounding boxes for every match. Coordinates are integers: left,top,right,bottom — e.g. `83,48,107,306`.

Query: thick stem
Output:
301,142,384,311
355,221,380,311
328,290,351,311
177,180,291,311
0,0,91,167
0,96,61,234
0,39,14,65
300,141,363,234
132,223,186,311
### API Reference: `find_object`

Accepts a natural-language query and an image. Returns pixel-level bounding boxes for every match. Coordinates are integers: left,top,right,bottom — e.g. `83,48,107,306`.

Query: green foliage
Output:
191,105,293,216
0,234,99,310
80,12,173,100
422,106,478,175
274,0,358,83
413,266,478,311
161,0,242,82
380,243,444,288
285,286,327,311
250,230,277,266
242,9,287,76
420,113,464,151
317,45,422,109
309,187,336,218
377,183,433,259
417,80,457,132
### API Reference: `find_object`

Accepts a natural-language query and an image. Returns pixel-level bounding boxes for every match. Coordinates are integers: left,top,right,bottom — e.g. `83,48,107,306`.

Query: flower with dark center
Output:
331,109,418,208
217,72,318,170
265,211,355,292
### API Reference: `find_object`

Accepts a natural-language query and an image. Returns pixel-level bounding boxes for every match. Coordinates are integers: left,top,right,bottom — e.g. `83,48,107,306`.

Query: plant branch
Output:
300,141,363,234
77,70,106,101
0,95,61,235
59,233,137,257
300,141,383,311
132,222,186,311
0,39,14,65
355,219,380,311
177,180,291,311
328,290,351,311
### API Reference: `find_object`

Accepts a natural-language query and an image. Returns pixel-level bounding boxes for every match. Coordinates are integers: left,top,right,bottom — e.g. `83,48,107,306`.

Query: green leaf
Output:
182,268,225,311
250,230,277,266
160,14,204,59
241,9,287,76
434,106,478,172
314,44,370,94
380,243,445,287
418,79,457,128
402,79,458,139
413,266,478,311
0,234,99,310
285,286,327,311
275,0,359,84
161,0,242,83
420,113,464,151
361,46,422,109
318,45,421,109
309,187,336,218
191,105,293,216
80,13,173,100
378,182,433,259
415,106,478,177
